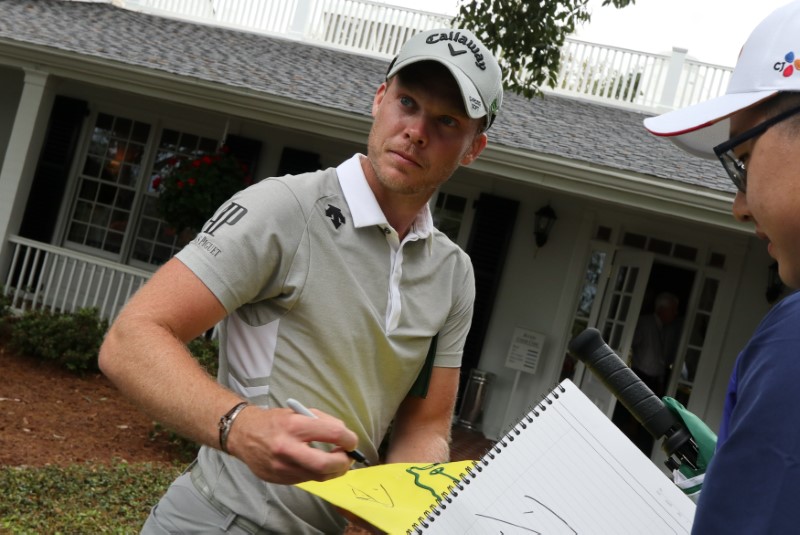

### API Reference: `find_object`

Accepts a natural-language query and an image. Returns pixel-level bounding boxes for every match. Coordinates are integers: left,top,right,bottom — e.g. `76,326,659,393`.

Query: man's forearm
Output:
385,431,450,464
384,367,459,464
99,314,241,449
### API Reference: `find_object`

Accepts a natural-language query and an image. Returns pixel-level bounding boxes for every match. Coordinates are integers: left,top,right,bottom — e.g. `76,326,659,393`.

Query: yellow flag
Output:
297,460,475,534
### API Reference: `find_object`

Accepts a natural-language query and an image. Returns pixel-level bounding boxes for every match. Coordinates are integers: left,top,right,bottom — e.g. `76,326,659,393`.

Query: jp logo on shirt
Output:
203,202,248,236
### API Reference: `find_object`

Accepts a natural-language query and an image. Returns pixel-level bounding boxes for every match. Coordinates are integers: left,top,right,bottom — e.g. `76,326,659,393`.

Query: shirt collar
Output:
336,154,434,240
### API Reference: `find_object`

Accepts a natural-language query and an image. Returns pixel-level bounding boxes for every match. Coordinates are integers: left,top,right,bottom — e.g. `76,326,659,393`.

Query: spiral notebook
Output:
409,378,695,534
298,379,695,533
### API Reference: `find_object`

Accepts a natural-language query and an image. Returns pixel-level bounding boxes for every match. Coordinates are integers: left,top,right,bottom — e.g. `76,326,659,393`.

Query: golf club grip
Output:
567,327,678,440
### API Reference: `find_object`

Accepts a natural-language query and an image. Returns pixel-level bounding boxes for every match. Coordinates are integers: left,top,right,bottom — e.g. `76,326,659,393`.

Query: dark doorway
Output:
611,262,695,456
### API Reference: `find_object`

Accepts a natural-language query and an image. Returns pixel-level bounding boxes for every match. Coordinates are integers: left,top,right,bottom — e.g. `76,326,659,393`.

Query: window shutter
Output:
19,96,88,243
224,134,262,181
459,193,519,404
277,147,322,176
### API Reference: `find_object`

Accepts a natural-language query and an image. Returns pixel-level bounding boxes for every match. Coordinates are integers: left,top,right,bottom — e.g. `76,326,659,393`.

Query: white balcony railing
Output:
3,236,152,322
555,40,732,111
115,0,733,113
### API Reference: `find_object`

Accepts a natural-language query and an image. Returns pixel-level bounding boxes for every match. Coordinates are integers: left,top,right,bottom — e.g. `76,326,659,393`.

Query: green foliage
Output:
153,145,252,232
188,335,220,377
0,285,10,318
455,0,635,99
0,461,182,533
149,423,200,463
0,286,12,335
9,307,108,373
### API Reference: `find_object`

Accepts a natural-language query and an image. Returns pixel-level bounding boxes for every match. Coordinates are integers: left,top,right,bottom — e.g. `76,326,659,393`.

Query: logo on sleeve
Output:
325,204,346,229
203,202,248,236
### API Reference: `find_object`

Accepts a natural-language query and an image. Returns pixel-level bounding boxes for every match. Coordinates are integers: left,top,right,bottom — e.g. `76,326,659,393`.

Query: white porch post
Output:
658,47,688,111
288,0,315,39
0,68,54,273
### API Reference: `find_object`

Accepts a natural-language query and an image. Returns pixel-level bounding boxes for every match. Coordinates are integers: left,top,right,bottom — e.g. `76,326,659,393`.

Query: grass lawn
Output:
0,461,183,533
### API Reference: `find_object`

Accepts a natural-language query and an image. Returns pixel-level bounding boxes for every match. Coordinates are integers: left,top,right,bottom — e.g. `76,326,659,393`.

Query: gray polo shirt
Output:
176,154,475,532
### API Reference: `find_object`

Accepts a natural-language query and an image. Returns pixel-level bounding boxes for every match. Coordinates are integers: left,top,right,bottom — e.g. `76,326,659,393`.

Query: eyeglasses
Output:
713,104,800,193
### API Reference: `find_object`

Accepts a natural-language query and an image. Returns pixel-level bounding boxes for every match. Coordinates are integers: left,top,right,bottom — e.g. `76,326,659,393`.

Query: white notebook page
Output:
413,379,695,534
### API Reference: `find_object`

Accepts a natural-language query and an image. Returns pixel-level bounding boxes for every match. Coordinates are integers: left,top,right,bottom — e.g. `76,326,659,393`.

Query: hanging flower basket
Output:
152,145,253,234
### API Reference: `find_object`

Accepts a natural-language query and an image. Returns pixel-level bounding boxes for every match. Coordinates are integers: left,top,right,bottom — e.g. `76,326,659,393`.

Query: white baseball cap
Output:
644,0,800,158
387,28,503,130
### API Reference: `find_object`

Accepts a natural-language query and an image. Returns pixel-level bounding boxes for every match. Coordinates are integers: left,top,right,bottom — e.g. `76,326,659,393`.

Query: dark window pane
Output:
131,121,151,143
78,180,98,200
673,244,698,262
114,117,132,139
622,232,646,249
647,238,671,255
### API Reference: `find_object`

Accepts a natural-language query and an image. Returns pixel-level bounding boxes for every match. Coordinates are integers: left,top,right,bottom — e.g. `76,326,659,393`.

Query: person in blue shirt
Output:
644,1,800,532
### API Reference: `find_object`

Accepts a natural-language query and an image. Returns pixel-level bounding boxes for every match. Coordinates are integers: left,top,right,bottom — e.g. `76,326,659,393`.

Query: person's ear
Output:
460,132,488,166
371,82,388,118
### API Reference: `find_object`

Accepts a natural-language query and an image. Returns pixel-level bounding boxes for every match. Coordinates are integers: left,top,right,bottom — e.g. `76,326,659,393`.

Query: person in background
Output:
644,1,800,531
615,291,682,454
630,292,681,398
99,28,502,533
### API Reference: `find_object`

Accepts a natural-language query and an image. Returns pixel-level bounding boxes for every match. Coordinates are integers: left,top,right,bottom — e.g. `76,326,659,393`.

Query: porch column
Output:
658,47,688,111
288,0,315,39
0,68,53,273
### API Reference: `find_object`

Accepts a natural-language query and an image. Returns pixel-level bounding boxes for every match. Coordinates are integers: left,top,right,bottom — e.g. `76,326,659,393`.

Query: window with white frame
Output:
65,113,150,257
431,186,476,248
131,128,219,266
64,111,220,268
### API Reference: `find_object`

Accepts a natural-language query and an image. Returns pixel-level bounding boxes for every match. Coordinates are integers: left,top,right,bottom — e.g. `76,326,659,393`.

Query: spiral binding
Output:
407,382,566,534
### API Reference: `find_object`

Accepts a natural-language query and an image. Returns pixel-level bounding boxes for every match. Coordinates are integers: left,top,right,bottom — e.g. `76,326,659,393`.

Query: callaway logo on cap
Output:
386,28,504,130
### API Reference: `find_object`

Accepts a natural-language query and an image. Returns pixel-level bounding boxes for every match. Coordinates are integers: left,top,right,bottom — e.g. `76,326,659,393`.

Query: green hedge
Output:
9,307,108,373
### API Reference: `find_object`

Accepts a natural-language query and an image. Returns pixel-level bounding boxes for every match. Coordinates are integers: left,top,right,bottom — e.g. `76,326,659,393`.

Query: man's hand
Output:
226,405,360,484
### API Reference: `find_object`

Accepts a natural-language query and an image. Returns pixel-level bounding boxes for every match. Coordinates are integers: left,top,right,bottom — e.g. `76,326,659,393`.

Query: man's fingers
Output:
286,409,360,453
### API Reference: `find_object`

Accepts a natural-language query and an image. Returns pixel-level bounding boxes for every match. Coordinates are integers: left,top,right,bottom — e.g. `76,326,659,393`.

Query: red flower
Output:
156,148,251,231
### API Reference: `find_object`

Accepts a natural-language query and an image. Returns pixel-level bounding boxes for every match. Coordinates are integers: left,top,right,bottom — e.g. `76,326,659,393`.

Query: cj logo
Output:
774,51,800,77
326,204,346,229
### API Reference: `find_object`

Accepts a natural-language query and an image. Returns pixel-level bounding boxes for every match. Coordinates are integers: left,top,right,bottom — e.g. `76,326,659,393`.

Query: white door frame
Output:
579,250,654,417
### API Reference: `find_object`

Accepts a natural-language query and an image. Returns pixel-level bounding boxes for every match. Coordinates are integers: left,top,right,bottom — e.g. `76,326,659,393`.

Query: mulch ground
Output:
0,340,181,468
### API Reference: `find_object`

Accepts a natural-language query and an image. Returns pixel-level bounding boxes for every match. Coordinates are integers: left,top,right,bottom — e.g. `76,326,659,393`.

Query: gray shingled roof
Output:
0,0,734,194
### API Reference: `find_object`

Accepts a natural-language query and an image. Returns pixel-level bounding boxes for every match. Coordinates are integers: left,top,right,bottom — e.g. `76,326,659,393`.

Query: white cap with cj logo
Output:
387,28,504,130
644,0,800,158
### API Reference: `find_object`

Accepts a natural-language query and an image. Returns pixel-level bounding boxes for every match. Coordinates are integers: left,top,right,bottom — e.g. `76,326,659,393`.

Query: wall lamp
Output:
534,203,557,248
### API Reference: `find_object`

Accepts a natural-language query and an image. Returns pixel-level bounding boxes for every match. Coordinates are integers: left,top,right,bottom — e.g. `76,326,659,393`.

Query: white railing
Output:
3,235,152,322
123,0,452,57
112,0,734,113
554,40,732,111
